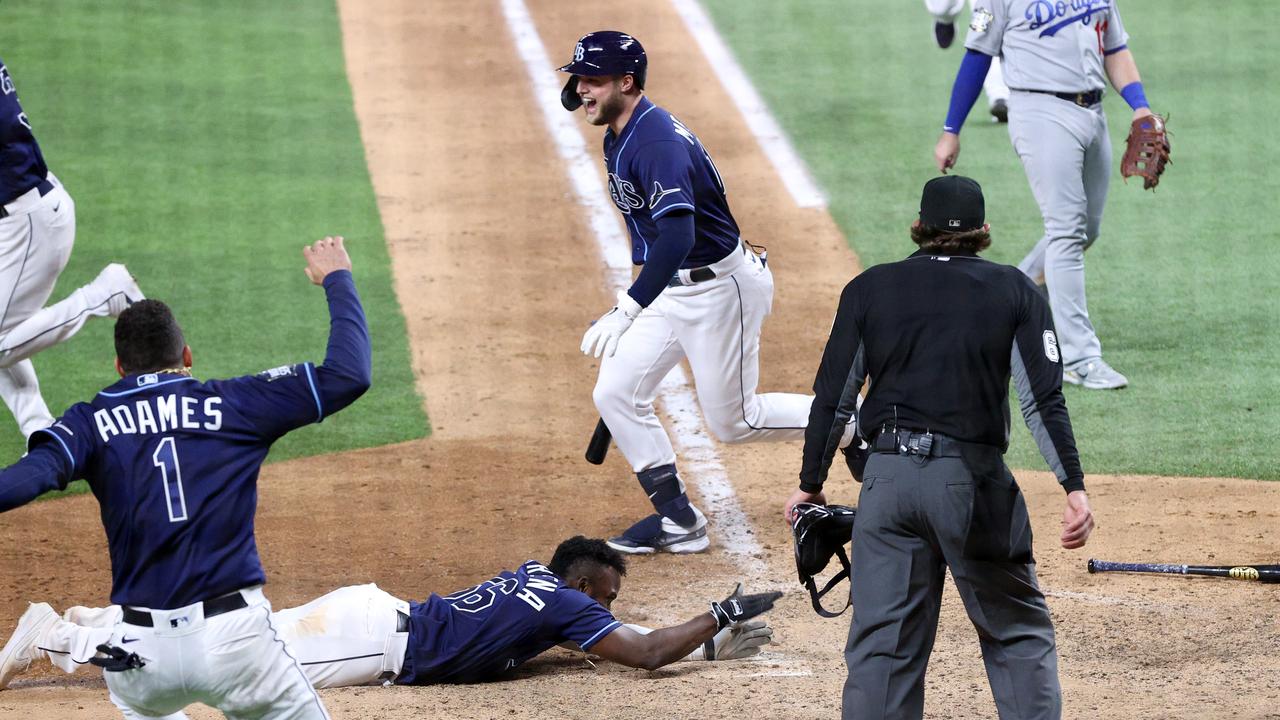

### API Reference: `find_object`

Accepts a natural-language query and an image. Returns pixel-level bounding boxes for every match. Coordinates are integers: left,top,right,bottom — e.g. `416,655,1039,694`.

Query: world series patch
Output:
257,364,300,382
971,8,994,33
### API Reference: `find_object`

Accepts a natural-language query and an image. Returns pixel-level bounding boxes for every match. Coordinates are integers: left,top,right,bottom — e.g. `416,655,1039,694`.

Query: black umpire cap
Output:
919,175,985,232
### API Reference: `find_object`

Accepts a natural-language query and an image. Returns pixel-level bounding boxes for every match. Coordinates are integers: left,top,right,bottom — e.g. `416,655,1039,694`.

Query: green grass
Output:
2,0,428,486
701,0,1280,479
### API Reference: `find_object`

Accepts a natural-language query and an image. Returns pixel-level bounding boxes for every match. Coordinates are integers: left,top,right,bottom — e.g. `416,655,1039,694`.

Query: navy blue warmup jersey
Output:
604,96,740,268
0,58,50,204
397,561,622,684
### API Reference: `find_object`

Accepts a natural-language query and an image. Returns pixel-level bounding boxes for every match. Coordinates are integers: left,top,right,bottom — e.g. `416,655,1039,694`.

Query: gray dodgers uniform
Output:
966,0,1128,369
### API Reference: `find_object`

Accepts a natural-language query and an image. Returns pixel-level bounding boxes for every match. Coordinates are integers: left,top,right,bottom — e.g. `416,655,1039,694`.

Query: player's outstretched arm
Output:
304,236,372,417
588,584,781,671
622,620,774,662
0,444,74,512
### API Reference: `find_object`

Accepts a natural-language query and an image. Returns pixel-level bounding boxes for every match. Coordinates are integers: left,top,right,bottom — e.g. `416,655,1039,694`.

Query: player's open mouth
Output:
584,98,597,113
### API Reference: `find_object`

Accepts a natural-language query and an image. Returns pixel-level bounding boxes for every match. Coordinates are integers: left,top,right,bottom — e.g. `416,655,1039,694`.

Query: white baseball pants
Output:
0,174,133,437
593,246,812,474
37,585,409,719
101,587,329,720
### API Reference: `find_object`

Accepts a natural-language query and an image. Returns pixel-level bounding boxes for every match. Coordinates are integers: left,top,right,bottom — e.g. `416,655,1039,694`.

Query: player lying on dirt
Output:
1,536,779,707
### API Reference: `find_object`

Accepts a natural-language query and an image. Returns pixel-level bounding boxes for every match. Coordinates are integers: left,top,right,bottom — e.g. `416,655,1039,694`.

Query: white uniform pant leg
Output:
593,310,685,473
663,255,810,444
1009,93,1103,365
923,0,966,22
109,690,191,720
271,584,409,689
0,184,126,369
104,590,330,720
38,605,121,675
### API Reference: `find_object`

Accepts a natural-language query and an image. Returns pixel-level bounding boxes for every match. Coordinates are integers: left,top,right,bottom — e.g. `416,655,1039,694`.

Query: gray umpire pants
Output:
1009,90,1111,367
842,452,1061,720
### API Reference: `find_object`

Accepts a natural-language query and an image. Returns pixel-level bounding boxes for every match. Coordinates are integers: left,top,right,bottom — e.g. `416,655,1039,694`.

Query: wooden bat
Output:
585,418,611,465
1087,559,1280,583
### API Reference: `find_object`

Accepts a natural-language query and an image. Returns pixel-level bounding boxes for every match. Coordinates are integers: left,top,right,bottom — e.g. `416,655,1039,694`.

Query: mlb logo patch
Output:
138,374,159,386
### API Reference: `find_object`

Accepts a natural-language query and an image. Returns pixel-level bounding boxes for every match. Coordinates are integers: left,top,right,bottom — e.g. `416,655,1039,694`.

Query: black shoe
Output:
990,98,1008,123
934,22,955,49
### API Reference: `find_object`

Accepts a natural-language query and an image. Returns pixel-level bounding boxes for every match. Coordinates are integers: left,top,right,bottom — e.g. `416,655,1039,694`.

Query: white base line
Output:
668,0,827,209
500,0,764,570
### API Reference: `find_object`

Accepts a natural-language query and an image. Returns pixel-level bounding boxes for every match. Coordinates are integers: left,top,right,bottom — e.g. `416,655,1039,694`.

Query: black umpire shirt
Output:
799,249,1084,495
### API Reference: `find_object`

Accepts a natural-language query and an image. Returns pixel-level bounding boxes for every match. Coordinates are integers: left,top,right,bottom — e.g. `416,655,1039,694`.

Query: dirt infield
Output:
2,1,1278,718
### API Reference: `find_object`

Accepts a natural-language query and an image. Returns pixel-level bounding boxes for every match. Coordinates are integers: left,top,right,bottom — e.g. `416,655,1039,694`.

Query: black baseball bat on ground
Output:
585,418,611,465
1087,559,1280,583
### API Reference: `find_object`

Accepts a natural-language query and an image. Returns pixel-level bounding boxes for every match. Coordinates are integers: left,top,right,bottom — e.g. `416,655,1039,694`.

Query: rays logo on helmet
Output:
574,42,584,62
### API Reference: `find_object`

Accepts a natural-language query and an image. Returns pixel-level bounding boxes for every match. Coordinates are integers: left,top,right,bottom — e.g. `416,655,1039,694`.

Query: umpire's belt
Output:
870,428,964,458
667,241,749,287
1019,88,1103,108
122,590,249,627
0,178,55,219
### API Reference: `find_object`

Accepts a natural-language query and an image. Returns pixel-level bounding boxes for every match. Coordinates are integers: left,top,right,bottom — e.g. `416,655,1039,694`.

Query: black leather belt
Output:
122,591,249,627
0,178,55,219
667,265,717,287
870,428,964,458
1021,88,1103,108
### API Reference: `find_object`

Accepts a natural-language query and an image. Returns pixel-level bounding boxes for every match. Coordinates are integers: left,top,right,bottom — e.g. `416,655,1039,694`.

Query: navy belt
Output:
1021,88,1103,108
870,428,964,458
667,266,717,288
0,179,55,219
122,590,249,627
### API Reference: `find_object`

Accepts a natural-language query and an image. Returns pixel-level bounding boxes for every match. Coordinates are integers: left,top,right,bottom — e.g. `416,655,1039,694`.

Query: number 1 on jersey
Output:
152,437,188,522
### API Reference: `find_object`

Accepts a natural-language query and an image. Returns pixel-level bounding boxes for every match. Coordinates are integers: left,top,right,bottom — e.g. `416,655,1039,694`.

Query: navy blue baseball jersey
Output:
0,58,50,205
604,96,741,270
397,560,622,684
0,271,371,609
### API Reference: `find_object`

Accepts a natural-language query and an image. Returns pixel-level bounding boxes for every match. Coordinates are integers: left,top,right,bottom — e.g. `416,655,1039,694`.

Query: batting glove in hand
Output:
704,619,774,660
709,583,783,630
581,291,643,359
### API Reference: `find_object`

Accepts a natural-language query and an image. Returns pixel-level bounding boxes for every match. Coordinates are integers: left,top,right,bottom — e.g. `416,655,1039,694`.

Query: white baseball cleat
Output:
0,602,57,690
94,263,146,317
1063,359,1128,390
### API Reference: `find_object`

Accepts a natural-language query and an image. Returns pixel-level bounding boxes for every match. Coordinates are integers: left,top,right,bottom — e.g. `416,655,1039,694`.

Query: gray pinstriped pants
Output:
842,452,1061,720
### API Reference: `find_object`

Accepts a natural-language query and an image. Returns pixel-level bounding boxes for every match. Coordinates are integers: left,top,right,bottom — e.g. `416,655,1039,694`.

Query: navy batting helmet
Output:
557,30,647,111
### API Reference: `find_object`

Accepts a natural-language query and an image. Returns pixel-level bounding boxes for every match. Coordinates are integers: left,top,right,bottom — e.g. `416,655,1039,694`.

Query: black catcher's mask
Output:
791,502,857,618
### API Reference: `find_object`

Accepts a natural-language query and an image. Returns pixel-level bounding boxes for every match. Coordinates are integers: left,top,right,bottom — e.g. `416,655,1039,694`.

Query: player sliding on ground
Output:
1,537,779,715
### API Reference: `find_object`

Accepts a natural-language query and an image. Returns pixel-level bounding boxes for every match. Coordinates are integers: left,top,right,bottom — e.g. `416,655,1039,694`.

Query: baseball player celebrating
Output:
0,56,145,437
925,0,1011,121
934,0,1164,389
559,31,814,554
0,237,372,719
2,537,780,718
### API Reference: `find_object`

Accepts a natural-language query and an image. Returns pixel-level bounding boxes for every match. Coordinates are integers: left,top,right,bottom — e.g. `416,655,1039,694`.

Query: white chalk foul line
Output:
668,0,827,209
500,0,764,572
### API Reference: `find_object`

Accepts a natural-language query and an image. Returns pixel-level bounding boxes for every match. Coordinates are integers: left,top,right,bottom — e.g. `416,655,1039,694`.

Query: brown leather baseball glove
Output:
1120,114,1171,190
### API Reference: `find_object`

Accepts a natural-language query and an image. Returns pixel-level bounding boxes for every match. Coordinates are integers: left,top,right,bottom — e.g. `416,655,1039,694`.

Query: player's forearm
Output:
314,270,372,412
630,613,718,670
1104,49,1141,93
0,446,70,512
626,211,695,307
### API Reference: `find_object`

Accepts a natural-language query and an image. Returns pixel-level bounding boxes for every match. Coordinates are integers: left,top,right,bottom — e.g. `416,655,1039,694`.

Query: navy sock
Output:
637,464,697,526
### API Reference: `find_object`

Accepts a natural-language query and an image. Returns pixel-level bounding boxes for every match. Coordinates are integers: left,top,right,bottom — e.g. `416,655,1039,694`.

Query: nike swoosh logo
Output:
52,202,61,212
121,636,140,644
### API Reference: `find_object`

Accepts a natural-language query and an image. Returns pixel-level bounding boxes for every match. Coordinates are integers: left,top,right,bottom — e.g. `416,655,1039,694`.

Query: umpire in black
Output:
785,176,1095,720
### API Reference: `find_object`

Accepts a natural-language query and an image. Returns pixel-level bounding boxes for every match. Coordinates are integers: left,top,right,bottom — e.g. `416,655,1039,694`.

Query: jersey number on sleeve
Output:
152,437,188,522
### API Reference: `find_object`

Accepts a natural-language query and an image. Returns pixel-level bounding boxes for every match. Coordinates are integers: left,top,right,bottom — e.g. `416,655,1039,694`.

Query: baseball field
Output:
1,0,1277,718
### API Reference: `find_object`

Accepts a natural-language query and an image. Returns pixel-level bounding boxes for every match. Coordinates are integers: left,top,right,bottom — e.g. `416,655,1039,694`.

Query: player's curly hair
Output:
549,536,627,580
114,300,187,374
910,223,992,254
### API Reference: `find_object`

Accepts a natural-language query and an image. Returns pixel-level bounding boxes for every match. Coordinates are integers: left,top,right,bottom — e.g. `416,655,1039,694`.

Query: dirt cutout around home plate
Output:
1,1,1277,718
